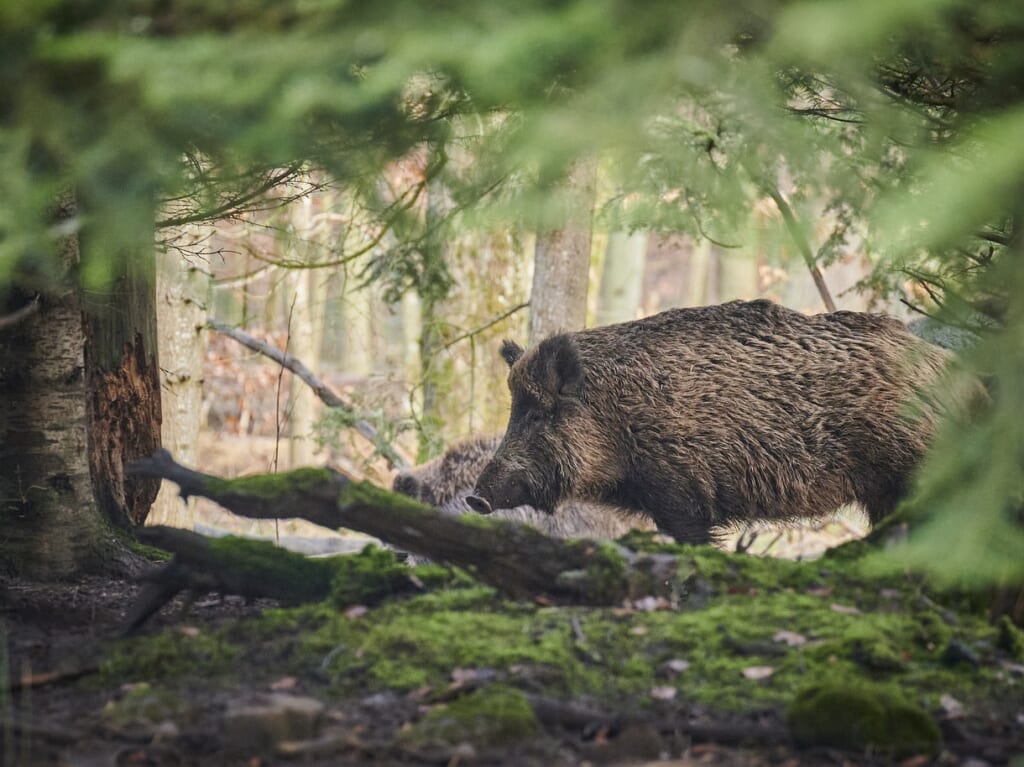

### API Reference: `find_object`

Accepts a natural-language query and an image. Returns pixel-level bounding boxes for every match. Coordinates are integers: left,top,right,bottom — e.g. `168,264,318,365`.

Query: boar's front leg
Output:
618,482,715,544
650,512,715,545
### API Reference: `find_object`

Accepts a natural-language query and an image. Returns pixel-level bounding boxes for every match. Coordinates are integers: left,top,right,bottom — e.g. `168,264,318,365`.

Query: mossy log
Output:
127,450,677,608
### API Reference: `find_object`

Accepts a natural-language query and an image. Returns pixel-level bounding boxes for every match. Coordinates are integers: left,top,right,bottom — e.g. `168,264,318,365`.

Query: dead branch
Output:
127,450,677,607
762,186,837,313
526,695,790,746
208,320,411,469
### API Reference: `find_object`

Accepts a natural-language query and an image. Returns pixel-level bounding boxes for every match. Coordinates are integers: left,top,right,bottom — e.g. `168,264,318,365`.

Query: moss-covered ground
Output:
82,534,1024,763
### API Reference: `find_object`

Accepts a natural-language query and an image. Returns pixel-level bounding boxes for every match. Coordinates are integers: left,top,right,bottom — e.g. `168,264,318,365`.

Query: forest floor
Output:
3,529,1023,767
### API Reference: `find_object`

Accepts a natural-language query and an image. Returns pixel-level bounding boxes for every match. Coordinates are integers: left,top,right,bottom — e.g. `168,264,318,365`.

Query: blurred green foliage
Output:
2,0,1023,580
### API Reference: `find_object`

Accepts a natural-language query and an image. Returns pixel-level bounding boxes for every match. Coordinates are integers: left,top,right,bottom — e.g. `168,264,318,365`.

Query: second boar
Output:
393,435,653,539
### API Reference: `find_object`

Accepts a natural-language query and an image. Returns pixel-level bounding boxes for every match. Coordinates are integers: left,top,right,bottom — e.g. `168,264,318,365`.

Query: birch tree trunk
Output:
150,232,209,527
529,159,597,343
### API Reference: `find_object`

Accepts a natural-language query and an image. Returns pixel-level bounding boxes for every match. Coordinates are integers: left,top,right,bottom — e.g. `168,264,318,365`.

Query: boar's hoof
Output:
466,495,493,514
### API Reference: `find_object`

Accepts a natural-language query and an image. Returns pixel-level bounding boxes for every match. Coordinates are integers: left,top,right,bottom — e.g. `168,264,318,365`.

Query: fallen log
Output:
127,450,677,608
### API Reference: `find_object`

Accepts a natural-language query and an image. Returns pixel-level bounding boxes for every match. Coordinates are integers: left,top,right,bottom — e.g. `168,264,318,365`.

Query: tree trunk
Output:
0,195,160,577
150,232,209,527
595,230,647,326
287,269,328,468
682,238,712,307
717,248,759,302
81,234,162,532
529,159,597,343
417,150,453,462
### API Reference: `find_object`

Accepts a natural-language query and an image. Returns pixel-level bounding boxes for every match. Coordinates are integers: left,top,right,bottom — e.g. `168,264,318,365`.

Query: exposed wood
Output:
127,450,678,607
208,320,411,469
84,332,163,527
81,188,163,528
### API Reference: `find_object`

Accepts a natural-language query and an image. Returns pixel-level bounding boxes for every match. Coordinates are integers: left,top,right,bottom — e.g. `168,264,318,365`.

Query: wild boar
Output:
469,299,965,544
392,435,653,539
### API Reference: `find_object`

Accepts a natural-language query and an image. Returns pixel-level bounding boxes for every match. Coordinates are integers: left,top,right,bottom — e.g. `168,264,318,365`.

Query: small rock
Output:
222,694,325,754
773,631,807,647
939,694,964,719
270,676,298,691
942,641,980,668
151,720,180,744
656,659,690,678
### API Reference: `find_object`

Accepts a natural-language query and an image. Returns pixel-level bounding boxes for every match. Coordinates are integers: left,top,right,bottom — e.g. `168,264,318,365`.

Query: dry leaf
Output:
830,603,861,615
651,686,678,700
741,666,775,680
939,694,964,718
772,630,807,647
270,676,298,691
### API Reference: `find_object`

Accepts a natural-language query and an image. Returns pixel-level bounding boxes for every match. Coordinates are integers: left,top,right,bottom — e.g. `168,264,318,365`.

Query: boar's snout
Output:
471,469,537,515
466,495,492,514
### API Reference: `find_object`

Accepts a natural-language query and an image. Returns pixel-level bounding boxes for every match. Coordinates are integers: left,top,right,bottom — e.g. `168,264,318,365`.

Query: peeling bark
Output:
85,332,162,527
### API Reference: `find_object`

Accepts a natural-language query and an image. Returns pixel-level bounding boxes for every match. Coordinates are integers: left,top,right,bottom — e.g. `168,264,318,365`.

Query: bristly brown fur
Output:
473,299,979,544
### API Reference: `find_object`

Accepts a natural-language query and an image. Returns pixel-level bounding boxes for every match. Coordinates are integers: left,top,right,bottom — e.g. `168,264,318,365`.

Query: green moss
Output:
402,685,539,747
205,467,337,498
788,681,941,758
102,683,194,726
996,615,1024,660
563,541,627,603
99,630,240,684
337,480,430,513
87,536,1011,736
206,536,334,602
842,625,907,672
329,545,414,607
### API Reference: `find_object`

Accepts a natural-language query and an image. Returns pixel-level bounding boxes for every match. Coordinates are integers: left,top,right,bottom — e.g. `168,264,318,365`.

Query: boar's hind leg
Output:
860,484,904,526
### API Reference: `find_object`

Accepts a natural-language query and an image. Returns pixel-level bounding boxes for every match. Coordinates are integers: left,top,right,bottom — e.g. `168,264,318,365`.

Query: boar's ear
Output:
542,335,583,400
500,339,524,368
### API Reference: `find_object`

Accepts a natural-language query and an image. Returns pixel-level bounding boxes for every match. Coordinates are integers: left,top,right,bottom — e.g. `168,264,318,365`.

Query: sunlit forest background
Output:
2,0,1022,583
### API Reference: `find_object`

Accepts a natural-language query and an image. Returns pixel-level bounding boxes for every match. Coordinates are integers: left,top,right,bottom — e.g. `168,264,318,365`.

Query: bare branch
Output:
208,320,412,469
762,184,837,312
442,302,530,351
